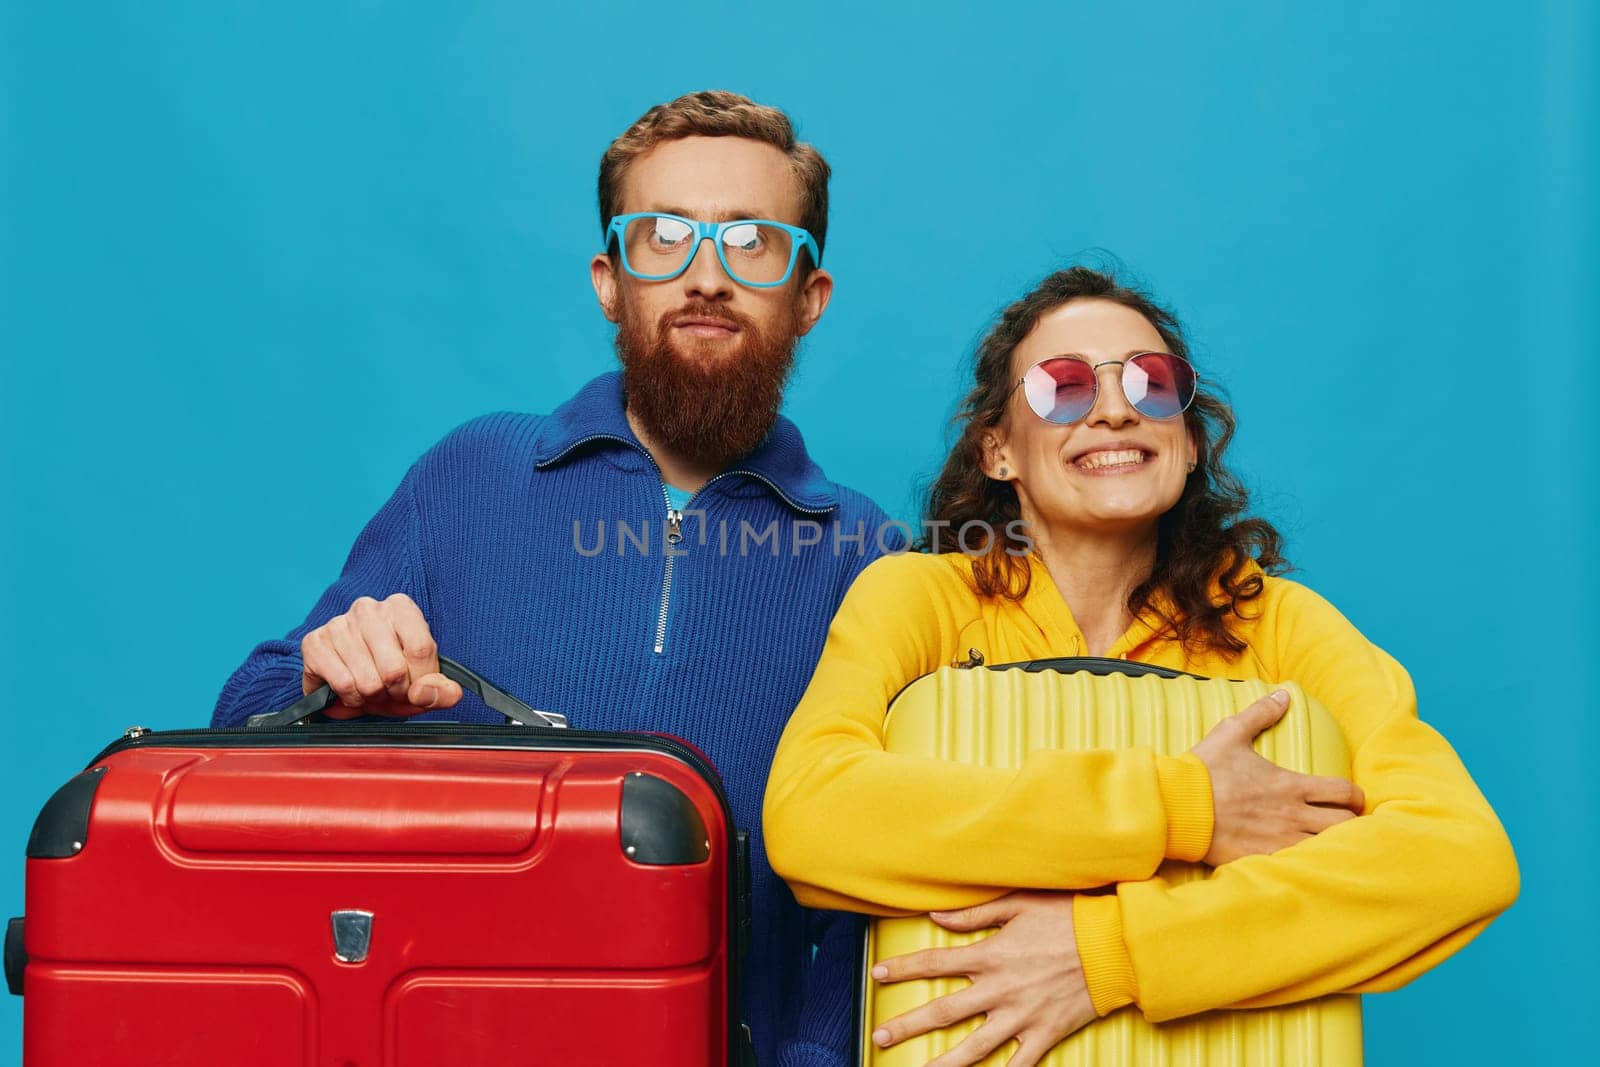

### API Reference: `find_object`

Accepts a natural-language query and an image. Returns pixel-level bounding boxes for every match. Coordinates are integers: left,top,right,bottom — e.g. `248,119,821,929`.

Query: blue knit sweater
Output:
212,372,895,1067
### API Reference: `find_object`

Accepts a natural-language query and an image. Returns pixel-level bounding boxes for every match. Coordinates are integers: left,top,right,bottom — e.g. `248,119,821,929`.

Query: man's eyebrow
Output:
647,205,775,222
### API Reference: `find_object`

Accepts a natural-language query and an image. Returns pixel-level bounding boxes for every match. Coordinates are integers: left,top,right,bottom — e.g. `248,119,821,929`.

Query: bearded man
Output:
211,91,895,1066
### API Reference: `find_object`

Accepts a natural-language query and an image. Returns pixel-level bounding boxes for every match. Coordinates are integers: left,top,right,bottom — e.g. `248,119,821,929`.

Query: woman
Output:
762,267,1518,1065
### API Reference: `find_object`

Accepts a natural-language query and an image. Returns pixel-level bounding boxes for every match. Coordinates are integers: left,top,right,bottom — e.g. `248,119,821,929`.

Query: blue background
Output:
2,2,1594,1063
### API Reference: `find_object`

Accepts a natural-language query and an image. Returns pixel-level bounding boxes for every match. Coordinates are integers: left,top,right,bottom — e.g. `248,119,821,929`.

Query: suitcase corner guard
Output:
620,772,710,865
26,765,108,859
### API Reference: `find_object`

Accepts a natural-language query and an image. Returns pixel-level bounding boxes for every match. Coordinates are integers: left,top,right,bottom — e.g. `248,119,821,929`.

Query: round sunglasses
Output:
1013,352,1198,424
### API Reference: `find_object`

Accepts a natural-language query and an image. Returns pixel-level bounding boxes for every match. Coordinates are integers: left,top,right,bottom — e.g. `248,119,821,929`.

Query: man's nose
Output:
1085,362,1138,427
681,236,735,301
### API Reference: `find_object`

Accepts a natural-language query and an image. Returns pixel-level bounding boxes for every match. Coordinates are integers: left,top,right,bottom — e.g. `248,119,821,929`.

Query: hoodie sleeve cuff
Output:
1073,893,1137,1017
1155,752,1214,862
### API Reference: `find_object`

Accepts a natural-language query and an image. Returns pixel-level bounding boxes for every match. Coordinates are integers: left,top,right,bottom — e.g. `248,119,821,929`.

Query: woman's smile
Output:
1069,446,1153,474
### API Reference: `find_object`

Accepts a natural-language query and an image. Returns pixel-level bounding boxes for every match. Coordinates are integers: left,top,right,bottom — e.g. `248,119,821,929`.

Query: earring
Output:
1186,461,1197,473
997,466,1009,478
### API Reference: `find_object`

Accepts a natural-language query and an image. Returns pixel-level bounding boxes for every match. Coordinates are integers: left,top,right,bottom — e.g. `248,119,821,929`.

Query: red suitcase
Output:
7,659,752,1065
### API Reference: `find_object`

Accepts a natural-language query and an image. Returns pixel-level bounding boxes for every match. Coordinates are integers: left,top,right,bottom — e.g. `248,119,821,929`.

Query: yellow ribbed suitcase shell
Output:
862,659,1363,1066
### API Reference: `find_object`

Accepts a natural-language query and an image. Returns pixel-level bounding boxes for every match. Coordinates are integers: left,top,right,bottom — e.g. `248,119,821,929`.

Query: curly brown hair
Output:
922,266,1288,656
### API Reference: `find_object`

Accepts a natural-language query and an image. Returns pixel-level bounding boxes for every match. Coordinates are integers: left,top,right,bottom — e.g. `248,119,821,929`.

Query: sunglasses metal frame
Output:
1011,352,1199,424
604,212,821,289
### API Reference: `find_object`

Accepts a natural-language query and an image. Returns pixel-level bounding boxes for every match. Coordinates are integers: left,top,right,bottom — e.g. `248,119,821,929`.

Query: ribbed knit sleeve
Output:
780,908,862,1067
1153,752,1214,862
210,457,430,727
1073,893,1138,1016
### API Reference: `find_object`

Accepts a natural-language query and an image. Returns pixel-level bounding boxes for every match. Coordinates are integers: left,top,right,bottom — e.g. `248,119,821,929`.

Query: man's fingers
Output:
1302,775,1365,813
406,671,463,711
295,594,451,719
304,628,367,708
301,642,362,719
931,895,1016,932
873,942,982,984
308,644,365,720
388,595,441,676
353,601,414,703
873,985,988,1050
301,630,332,696
325,617,387,703
1233,689,1292,736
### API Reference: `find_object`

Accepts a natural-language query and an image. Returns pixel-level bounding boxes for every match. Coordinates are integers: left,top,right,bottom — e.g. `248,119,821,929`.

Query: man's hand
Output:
869,892,1096,1067
300,594,463,718
1191,689,1366,866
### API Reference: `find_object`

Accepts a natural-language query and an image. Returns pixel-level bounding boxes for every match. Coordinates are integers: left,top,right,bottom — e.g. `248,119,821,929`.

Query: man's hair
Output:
598,89,830,267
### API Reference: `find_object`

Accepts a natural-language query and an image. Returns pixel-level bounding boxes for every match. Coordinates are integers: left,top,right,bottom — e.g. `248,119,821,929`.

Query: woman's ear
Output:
979,431,1013,481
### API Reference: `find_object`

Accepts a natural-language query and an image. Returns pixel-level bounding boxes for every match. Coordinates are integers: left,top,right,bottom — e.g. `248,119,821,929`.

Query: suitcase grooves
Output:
868,663,1361,1065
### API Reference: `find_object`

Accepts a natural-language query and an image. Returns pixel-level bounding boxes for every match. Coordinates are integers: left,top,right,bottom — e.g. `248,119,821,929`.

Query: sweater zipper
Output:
656,482,682,655
651,471,834,656
537,433,835,657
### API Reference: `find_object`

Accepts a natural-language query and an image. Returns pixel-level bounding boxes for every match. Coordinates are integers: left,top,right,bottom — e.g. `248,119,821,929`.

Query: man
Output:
213,90,895,1067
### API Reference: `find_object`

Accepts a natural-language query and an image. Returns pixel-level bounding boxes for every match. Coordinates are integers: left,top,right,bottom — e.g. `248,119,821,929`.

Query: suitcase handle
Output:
986,655,1204,680
244,656,568,730
5,917,23,997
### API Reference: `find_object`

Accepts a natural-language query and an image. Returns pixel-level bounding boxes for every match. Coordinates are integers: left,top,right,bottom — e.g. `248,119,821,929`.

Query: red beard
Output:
616,294,800,470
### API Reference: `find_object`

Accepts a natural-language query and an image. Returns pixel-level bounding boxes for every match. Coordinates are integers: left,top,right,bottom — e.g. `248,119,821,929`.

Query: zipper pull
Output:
666,509,683,545
951,648,986,669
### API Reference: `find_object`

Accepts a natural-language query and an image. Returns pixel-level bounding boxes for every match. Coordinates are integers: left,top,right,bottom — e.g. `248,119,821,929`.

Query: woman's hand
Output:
1191,689,1366,865
870,891,1097,1067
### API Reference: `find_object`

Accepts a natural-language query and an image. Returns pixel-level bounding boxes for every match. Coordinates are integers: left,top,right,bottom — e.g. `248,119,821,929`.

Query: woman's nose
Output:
1085,362,1137,427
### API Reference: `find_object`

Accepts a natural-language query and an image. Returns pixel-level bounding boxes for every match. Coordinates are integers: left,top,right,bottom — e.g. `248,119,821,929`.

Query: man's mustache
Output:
658,301,752,334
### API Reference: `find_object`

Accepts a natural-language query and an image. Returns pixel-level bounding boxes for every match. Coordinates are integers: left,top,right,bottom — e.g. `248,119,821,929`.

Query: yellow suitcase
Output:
862,657,1363,1066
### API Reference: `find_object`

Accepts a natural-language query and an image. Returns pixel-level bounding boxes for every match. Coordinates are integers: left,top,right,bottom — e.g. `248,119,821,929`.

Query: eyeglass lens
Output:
621,215,796,285
1023,354,1195,423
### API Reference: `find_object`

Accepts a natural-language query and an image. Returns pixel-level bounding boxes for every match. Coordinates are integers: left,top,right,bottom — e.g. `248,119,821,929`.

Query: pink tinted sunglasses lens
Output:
1022,358,1097,423
1124,352,1196,419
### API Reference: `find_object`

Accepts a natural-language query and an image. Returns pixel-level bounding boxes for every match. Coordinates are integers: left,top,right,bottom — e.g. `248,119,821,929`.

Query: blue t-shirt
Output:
663,482,693,512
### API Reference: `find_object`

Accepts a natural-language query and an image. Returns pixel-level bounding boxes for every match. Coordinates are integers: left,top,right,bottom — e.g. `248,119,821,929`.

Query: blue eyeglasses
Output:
604,212,821,289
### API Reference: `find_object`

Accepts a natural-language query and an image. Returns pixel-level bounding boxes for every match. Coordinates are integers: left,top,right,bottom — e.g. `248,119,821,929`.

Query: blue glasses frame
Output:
604,212,821,289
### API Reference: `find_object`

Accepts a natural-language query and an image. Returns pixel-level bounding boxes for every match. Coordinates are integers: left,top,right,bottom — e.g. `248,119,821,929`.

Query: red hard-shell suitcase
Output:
7,658,752,1065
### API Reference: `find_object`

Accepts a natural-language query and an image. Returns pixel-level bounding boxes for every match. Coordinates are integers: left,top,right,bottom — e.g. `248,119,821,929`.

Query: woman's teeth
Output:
1076,449,1147,471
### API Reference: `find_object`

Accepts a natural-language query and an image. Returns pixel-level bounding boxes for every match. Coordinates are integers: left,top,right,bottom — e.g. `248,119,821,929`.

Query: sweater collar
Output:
531,371,839,513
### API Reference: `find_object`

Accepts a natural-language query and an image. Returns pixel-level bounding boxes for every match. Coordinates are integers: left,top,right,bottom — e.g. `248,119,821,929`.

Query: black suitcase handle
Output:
985,655,1202,680
5,917,24,997
244,656,568,730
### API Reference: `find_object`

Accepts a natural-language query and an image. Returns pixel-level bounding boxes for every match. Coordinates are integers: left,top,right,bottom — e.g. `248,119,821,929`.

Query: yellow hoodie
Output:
763,551,1518,1021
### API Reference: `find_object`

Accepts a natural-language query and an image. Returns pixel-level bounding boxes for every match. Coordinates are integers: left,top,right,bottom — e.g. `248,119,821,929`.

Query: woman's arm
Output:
1076,582,1518,1021
763,554,1216,914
